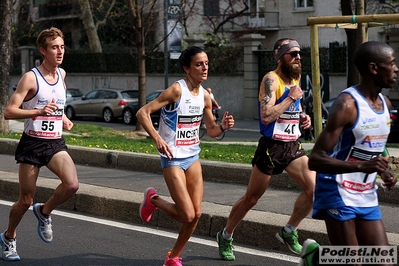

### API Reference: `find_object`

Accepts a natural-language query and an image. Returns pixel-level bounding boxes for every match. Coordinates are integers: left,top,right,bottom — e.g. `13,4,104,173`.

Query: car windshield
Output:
68,89,83,97
122,91,139,99
390,99,399,110
147,91,162,101
84,90,98,100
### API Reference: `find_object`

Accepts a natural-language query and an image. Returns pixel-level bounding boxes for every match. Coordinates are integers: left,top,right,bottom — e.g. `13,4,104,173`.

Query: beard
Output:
281,58,302,80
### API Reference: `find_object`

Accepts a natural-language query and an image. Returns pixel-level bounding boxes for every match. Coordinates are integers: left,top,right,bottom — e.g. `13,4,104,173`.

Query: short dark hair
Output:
179,46,205,71
353,41,393,76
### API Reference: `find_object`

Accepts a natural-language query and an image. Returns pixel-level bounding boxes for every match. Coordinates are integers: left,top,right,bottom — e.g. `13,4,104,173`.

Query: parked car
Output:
122,90,163,125
388,98,399,142
323,97,337,111
65,89,139,122
66,88,84,104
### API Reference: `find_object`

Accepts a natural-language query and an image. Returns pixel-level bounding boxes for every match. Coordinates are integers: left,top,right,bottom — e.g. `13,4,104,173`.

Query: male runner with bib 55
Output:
1,27,79,261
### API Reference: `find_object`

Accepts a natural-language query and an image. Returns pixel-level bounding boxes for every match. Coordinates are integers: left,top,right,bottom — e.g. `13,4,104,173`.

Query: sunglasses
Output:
285,51,303,58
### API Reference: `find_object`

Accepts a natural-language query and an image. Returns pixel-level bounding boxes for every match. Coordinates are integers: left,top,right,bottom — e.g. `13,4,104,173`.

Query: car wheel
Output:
103,108,114,123
65,106,75,120
123,108,136,125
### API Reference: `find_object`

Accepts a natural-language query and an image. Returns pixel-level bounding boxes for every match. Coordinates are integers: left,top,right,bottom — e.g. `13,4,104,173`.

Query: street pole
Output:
164,0,169,90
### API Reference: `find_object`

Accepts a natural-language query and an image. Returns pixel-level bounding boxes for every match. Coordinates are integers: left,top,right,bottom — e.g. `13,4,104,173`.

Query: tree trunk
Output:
126,0,148,132
136,30,147,132
0,0,12,134
78,0,103,53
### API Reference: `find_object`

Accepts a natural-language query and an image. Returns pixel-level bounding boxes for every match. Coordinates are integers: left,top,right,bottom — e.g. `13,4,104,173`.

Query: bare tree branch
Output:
212,0,249,35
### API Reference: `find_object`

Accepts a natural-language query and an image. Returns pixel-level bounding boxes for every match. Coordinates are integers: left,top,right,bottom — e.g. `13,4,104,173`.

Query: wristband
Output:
289,95,296,101
219,124,226,132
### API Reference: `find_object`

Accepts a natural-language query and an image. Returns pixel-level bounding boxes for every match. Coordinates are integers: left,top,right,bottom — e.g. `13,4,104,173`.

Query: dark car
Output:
323,97,337,111
389,98,399,142
65,89,139,122
122,90,163,125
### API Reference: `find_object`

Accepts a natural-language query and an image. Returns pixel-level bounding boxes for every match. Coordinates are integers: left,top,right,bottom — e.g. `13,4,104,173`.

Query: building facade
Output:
17,0,399,119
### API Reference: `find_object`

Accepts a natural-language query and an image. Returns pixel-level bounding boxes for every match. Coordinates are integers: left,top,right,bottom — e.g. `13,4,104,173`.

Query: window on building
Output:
295,0,313,8
249,0,265,18
33,0,47,7
204,0,220,16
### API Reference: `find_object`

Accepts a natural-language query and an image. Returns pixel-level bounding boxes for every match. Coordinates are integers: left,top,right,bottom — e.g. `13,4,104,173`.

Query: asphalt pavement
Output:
1,119,399,258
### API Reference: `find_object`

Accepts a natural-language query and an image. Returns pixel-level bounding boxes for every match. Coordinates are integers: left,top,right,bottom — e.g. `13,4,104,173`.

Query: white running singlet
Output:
313,87,391,209
22,67,66,139
158,80,204,159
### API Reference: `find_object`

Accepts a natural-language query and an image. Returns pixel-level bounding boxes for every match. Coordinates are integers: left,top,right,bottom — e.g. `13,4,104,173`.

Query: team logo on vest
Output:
387,116,391,127
56,99,64,105
289,103,296,112
189,105,201,114
360,135,388,149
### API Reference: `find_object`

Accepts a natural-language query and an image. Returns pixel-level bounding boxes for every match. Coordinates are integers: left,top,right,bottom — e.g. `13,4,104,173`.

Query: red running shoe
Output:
139,187,158,222
163,252,183,266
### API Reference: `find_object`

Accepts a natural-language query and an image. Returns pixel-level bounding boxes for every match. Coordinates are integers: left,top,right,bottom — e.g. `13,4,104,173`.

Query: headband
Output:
274,41,300,61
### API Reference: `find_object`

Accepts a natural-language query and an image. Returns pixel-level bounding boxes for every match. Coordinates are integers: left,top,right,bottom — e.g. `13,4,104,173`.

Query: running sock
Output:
222,228,233,240
3,232,15,241
284,224,297,234
40,206,50,218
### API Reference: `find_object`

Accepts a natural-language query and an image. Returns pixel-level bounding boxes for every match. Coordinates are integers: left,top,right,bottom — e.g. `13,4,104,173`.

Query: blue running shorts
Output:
160,154,199,171
312,205,382,222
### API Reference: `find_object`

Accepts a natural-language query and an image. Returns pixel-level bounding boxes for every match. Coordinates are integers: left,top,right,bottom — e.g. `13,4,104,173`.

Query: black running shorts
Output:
251,136,306,175
15,133,68,168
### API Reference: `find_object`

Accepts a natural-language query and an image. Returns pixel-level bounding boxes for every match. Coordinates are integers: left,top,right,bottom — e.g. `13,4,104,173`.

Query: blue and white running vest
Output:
258,71,301,141
22,67,66,139
313,87,391,209
158,80,204,158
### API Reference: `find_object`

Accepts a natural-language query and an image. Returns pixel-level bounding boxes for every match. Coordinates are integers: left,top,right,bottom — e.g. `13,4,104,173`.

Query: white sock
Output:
284,224,297,234
222,228,233,240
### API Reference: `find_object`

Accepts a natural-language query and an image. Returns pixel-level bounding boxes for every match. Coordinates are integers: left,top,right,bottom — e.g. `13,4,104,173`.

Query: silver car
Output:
65,89,139,122
66,88,84,104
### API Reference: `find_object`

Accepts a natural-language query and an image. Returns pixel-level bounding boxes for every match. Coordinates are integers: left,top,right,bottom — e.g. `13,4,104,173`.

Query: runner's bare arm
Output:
259,73,301,125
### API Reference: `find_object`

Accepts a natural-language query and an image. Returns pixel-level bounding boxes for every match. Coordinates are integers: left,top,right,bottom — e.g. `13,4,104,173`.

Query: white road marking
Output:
0,199,300,263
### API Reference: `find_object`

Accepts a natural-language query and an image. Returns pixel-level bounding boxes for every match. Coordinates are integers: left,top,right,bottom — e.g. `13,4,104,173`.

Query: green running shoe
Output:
276,227,302,254
298,238,320,266
216,230,235,261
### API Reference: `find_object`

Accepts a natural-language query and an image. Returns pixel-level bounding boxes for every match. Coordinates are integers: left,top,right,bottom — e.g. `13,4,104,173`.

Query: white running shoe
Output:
0,232,20,261
33,203,53,243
